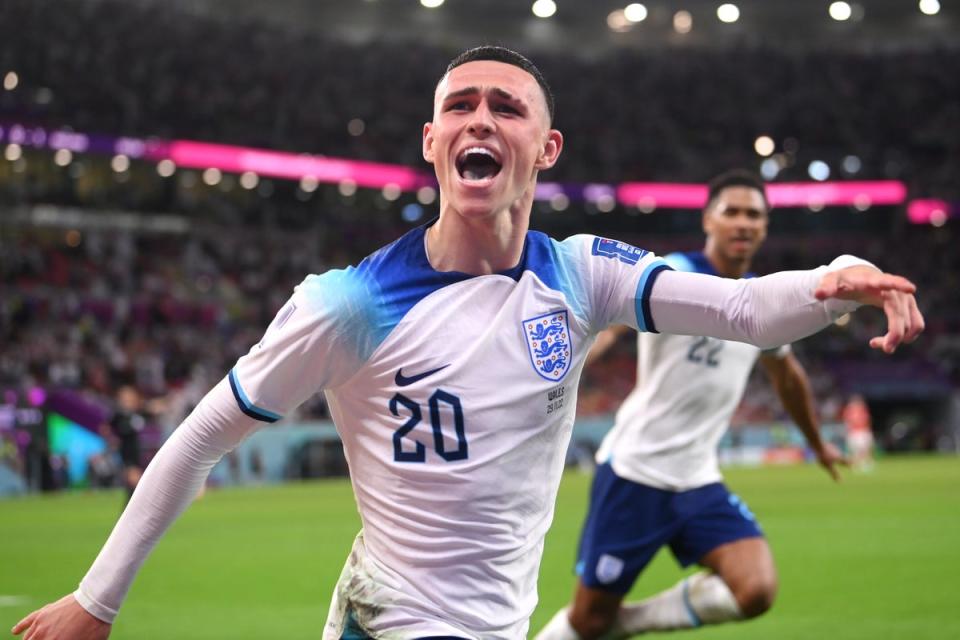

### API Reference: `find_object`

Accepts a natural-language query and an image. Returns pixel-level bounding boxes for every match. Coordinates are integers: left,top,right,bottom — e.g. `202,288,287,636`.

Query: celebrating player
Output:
14,47,922,640
536,169,849,640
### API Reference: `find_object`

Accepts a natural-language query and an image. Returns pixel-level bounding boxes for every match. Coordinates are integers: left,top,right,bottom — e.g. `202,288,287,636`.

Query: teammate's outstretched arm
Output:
648,256,923,353
759,351,848,481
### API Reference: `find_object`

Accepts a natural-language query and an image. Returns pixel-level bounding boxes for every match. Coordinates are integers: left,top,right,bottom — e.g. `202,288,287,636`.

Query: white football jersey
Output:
230,225,670,639
596,252,789,492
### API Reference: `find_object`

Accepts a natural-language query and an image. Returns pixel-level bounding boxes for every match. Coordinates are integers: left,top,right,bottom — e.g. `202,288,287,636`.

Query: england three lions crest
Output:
523,310,572,382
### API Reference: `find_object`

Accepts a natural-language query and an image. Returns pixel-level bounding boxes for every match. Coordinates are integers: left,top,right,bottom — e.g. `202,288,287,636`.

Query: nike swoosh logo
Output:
395,364,450,387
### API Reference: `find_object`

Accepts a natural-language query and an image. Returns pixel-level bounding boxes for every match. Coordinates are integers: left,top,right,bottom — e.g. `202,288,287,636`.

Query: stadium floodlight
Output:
339,179,357,197
402,203,424,222
717,3,740,23
550,193,570,211
607,10,632,32
239,171,258,189
829,1,852,21
111,154,130,173
3,71,17,91
808,160,830,181
624,3,648,23
54,149,73,167
919,0,940,16
202,167,222,186
842,154,862,175
157,159,176,178
754,135,775,156
347,118,365,136
760,157,779,180
300,175,319,193
532,0,557,18
673,10,693,33
382,183,402,201
417,186,437,205
4,143,22,162
597,194,616,212
420,0,444,8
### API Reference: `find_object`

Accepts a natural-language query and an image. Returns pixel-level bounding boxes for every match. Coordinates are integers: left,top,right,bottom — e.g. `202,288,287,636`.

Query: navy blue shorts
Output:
576,463,764,594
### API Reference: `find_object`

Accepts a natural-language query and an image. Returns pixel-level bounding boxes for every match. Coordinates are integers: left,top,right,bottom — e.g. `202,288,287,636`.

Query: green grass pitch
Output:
1,456,957,638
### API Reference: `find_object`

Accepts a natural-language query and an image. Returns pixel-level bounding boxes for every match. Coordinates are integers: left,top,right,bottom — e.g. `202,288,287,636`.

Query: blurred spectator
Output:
843,393,875,470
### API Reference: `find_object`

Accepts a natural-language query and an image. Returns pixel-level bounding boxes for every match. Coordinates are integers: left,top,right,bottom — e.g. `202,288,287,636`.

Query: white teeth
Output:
458,147,498,162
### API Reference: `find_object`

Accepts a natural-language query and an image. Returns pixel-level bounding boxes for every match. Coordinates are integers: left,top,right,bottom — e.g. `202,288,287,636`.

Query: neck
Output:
703,243,750,279
426,195,533,275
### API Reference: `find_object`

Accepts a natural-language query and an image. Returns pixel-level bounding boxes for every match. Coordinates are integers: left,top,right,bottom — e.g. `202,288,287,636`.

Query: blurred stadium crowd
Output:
1,0,958,490
2,0,958,193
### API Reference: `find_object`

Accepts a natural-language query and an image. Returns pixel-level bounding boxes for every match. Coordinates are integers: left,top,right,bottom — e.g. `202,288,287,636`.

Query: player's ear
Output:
422,122,435,164
534,129,563,170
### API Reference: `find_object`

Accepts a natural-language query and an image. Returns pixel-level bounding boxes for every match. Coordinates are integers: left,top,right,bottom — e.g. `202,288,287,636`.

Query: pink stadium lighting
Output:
166,140,435,191
617,180,906,210
766,181,906,208
907,198,951,224
617,183,708,209
27,386,46,407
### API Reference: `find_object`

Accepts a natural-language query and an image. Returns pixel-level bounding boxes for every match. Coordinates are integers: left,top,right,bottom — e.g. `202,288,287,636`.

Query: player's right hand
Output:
814,265,924,353
11,594,111,639
814,441,849,482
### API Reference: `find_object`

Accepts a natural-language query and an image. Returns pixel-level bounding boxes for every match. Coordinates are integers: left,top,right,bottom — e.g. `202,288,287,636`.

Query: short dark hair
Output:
706,169,769,211
443,46,555,123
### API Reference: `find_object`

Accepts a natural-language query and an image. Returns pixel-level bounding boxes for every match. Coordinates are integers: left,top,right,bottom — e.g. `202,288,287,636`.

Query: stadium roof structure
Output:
167,0,957,54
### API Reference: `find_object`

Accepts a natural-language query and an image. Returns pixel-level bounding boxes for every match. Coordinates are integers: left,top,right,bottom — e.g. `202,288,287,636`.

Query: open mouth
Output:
456,147,502,182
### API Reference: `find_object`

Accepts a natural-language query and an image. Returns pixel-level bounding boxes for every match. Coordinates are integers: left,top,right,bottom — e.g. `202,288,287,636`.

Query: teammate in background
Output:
536,170,849,640
14,48,922,640
843,393,875,470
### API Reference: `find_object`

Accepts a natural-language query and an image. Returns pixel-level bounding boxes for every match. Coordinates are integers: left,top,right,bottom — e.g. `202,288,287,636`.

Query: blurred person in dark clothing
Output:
102,385,147,504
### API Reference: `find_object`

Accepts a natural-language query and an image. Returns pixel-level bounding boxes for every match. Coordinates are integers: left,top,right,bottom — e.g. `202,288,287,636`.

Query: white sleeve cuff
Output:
73,587,117,624
821,254,876,319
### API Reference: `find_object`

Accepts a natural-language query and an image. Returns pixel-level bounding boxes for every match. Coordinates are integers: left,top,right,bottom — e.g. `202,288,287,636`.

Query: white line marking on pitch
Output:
0,595,30,606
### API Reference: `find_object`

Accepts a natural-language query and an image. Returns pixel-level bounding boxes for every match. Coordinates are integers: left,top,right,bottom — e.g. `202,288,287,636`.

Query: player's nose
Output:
467,102,496,136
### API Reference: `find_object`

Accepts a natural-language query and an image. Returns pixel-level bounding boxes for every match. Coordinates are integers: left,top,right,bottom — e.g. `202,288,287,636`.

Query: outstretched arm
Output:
759,351,847,481
13,378,261,639
648,256,923,352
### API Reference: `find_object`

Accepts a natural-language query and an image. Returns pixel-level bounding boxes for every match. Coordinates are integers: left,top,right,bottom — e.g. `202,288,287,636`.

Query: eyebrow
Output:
442,86,522,104
723,205,766,215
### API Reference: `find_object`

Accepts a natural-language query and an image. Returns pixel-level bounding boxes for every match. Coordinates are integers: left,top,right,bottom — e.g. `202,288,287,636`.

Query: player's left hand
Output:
813,441,849,482
814,265,924,354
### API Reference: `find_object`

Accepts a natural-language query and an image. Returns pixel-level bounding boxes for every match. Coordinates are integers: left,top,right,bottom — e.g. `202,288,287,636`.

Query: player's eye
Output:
446,101,471,112
494,103,520,115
